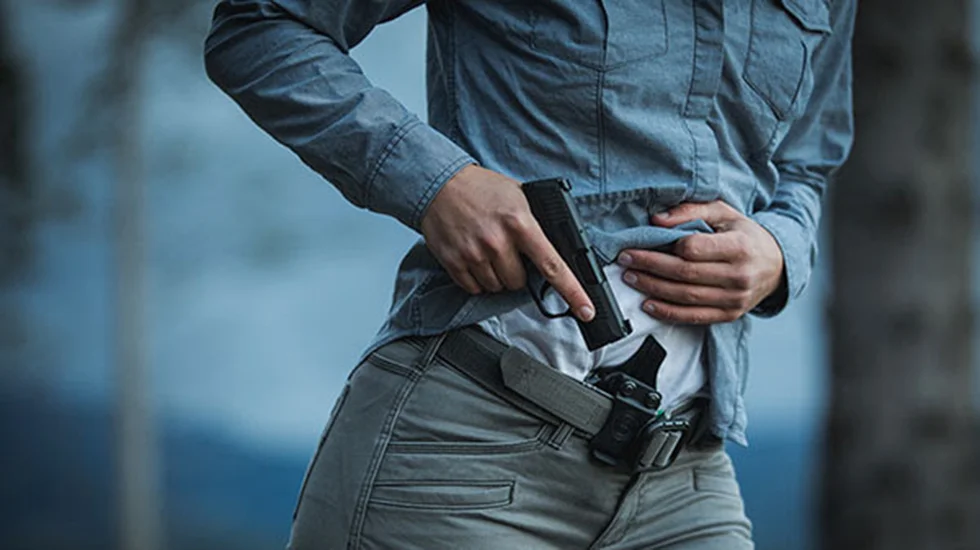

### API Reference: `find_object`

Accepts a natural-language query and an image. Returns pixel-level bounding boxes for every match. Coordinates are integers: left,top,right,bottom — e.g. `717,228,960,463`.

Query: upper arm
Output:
207,0,423,54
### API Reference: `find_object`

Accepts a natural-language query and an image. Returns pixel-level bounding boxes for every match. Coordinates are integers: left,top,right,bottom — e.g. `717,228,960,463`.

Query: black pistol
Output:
521,178,633,351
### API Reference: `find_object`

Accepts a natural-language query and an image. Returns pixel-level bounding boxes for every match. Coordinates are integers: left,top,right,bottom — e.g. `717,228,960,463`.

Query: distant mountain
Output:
1,395,815,550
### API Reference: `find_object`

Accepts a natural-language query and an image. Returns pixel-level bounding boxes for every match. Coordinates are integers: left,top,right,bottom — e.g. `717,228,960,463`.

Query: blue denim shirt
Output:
204,0,855,445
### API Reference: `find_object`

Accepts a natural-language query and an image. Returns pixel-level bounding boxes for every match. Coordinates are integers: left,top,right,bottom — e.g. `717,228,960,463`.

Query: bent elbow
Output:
202,1,240,92
203,0,283,92
202,33,223,92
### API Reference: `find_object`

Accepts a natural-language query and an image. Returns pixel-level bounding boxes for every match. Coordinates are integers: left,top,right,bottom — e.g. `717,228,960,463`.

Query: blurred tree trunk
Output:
107,1,162,549
0,3,31,281
0,0,33,376
87,2,210,547
823,1,979,550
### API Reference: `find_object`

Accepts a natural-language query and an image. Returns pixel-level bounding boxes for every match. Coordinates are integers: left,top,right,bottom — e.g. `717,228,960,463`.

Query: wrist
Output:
749,219,790,317
420,162,479,227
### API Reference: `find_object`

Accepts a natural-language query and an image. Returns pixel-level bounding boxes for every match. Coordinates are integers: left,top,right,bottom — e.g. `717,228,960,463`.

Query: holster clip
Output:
588,371,673,471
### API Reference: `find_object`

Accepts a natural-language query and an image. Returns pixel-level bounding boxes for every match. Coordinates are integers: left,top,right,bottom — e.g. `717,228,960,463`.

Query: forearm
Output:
204,0,475,230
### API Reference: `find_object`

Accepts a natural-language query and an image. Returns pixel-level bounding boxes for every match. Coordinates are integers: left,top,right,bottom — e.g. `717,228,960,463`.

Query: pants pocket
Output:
369,480,515,512
387,358,552,454
693,468,742,496
691,451,744,498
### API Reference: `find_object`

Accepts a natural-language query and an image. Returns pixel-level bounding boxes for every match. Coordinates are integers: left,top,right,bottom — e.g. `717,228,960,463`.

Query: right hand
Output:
420,165,596,322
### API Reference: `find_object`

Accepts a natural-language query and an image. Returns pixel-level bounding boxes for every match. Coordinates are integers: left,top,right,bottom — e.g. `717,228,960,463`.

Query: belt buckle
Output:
635,417,691,471
588,372,670,471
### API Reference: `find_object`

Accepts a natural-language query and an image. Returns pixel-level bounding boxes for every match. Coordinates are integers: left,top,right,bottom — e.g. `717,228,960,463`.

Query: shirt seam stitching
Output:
363,117,423,210
596,69,607,192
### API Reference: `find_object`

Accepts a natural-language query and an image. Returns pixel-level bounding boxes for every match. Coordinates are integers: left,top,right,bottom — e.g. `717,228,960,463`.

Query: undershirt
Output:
478,264,707,410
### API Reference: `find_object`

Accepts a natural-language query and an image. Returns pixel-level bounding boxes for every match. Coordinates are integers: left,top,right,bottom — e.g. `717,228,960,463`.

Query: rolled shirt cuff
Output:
749,210,815,317
364,118,477,231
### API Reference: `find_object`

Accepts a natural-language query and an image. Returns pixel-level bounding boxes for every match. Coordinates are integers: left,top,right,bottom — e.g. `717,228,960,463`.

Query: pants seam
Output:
346,337,446,549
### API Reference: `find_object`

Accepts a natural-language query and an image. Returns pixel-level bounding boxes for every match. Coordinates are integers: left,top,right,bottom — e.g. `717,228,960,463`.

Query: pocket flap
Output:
779,0,832,34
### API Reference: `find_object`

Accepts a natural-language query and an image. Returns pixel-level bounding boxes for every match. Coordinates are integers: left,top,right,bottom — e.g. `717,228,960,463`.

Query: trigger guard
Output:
530,280,572,319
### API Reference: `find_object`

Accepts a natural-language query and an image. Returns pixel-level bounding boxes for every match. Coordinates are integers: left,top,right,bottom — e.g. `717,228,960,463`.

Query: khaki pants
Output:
288,336,754,549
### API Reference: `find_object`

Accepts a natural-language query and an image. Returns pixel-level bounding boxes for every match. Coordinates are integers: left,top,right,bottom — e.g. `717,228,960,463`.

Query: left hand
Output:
618,201,784,324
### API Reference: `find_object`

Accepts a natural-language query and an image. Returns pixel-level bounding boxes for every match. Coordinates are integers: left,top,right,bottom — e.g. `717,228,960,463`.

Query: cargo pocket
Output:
743,0,832,122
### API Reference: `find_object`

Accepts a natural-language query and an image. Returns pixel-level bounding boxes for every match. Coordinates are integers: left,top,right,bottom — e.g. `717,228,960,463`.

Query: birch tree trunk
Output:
823,1,979,549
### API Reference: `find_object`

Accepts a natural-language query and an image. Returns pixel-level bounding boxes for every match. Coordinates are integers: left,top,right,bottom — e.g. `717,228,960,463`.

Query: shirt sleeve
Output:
203,0,477,231
750,0,857,317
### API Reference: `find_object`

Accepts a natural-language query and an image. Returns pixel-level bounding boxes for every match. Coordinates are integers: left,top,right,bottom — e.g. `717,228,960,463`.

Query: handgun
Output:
521,178,633,351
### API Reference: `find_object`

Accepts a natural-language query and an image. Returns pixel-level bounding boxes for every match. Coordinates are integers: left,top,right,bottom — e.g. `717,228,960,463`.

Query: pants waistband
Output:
419,326,719,471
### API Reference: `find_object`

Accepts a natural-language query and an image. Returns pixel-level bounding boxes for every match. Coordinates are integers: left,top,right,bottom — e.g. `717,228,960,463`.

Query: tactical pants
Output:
287,335,754,549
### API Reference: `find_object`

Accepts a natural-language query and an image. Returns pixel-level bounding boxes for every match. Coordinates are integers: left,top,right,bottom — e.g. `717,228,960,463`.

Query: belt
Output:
431,327,716,472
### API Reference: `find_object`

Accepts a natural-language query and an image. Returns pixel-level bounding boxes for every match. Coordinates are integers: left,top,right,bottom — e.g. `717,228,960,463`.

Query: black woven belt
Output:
432,326,715,472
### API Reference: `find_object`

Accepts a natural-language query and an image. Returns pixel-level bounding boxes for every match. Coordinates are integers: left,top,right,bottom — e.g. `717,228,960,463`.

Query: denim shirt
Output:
204,0,855,445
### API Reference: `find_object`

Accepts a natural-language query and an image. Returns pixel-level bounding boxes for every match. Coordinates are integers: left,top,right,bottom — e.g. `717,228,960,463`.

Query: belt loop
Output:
546,422,575,450
686,396,716,449
416,331,450,372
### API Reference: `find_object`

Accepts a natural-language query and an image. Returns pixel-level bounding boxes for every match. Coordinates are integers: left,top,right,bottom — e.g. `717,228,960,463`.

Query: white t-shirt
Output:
479,264,706,410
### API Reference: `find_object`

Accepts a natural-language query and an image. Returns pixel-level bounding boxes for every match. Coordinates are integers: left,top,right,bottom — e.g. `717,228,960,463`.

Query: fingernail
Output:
654,211,670,220
623,272,637,285
578,306,595,322
643,302,656,313
617,253,633,266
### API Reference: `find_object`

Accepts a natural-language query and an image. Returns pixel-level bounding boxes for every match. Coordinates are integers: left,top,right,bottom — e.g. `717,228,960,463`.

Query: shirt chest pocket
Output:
462,0,667,70
743,0,833,121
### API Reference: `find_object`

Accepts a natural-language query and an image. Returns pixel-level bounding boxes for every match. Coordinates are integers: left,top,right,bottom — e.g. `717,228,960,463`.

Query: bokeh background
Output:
1,2,978,549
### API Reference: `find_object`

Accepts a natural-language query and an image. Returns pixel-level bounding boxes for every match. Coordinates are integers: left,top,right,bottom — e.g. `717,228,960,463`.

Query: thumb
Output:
651,200,741,228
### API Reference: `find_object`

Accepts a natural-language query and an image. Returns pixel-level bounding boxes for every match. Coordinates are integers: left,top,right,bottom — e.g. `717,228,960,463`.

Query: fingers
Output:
672,232,751,263
491,247,528,291
622,270,753,310
641,300,744,325
470,261,504,293
441,244,525,295
517,222,595,322
619,250,748,290
651,200,742,228
624,201,781,323
417,165,591,319
446,266,482,295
